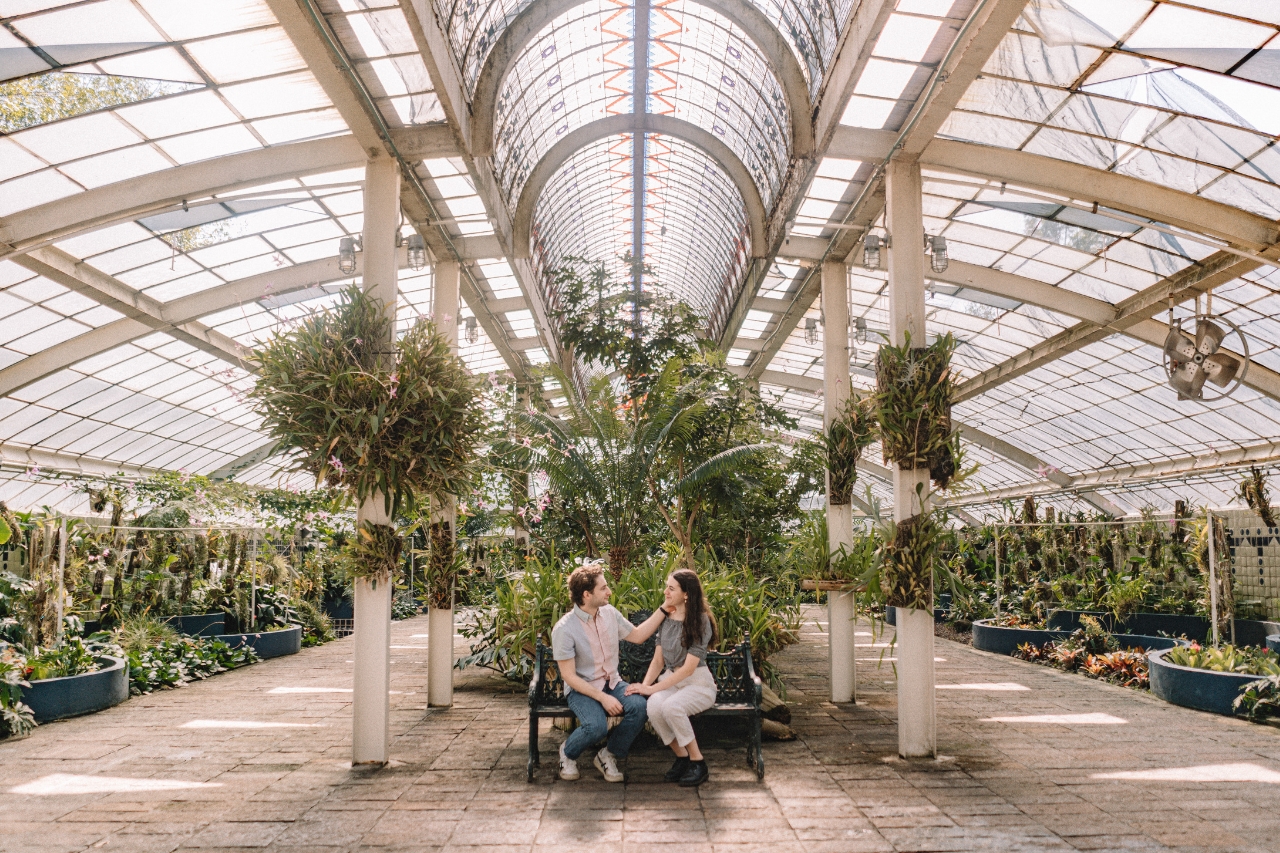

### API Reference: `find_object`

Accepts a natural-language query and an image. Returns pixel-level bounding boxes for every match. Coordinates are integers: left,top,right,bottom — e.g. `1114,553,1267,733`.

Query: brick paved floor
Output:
3,606,1280,853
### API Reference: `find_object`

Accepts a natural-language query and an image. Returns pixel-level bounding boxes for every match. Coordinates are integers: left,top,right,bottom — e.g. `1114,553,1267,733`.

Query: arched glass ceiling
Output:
439,0,857,99
648,0,789,207
531,134,636,298
530,133,749,328
492,0,634,205
641,134,750,325
492,0,791,211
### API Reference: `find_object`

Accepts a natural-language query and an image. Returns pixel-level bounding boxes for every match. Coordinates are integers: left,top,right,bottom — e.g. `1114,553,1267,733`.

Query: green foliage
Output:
112,637,258,696
874,333,962,488
1238,466,1277,528
548,257,706,399
0,72,195,133
1166,643,1280,676
21,636,98,681
1234,675,1280,721
250,284,485,517
112,616,178,655
880,490,940,611
823,394,877,505
337,521,403,583
457,546,800,688
0,651,35,739
294,599,335,646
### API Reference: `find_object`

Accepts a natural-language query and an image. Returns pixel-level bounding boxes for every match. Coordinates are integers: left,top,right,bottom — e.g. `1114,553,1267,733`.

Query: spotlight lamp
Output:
337,236,359,275
804,317,819,345
465,316,479,345
855,316,867,345
407,233,426,271
862,233,883,271
928,235,949,273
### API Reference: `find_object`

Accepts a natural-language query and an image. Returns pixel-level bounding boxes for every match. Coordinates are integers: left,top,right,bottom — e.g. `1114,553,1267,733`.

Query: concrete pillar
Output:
822,259,856,704
886,157,936,759
429,259,460,708
351,156,401,766
353,498,393,764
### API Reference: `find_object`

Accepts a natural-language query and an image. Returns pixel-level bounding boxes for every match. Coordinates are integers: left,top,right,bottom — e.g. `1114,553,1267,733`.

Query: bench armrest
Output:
741,635,763,709
528,643,545,708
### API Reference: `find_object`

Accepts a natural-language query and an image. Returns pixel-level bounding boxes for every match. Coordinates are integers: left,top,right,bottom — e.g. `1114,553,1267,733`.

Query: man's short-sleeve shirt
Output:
551,604,632,694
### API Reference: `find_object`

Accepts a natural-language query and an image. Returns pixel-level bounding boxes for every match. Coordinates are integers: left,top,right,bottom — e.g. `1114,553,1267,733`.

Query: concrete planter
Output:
1148,647,1263,716
1046,610,1280,647
212,624,301,659
21,656,129,723
164,613,226,637
1267,635,1280,655
973,619,1186,657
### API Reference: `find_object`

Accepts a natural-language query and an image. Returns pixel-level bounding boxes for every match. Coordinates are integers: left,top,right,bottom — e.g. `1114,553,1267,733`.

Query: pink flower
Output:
516,506,526,518
531,515,541,524
330,456,346,475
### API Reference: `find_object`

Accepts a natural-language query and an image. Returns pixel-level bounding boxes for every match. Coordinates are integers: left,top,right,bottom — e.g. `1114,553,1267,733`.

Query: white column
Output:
353,498,393,764
352,156,400,766
822,260,856,704
429,259,460,708
886,157,936,759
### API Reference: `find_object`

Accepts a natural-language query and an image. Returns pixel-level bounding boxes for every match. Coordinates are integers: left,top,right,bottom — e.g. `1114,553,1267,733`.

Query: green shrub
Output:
0,652,35,739
1165,644,1280,676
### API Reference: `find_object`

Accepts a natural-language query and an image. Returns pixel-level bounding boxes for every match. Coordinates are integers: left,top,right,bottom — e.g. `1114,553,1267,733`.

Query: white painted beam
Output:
0,137,366,259
0,443,161,480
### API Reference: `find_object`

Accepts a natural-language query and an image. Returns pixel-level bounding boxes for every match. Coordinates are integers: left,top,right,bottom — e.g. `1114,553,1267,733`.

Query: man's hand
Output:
624,683,653,697
600,693,624,715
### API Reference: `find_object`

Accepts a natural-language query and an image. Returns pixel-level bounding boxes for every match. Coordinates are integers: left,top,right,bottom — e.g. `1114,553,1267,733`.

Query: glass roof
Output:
2,0,1279,515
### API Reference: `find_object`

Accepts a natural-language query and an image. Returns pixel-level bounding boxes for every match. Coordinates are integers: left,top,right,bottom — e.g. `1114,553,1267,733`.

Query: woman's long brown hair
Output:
671,569,718,652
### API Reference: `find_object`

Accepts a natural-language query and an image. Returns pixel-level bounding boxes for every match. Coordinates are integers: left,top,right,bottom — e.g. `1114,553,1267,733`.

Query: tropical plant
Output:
1234,675,1280,721
874,332,960,488
823,394,877,506
1166,643,1280,676
0,650,35,739
250,285,484,569
1239,466,1277,528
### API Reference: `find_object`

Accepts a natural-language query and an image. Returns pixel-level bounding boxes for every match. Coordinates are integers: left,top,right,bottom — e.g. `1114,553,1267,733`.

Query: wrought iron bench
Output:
526,611,763,782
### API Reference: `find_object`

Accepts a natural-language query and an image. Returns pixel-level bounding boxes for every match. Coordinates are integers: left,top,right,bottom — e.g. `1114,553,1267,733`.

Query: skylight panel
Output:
807,176,851,202
115,89,239,138
872,14,943,62
0,168,79,215
840,95,896,129
0,137,43,181
10,111,142,164
1123,5,1271,72
220,73,332,119
252,108,350,144
58,144,172,189
854,58,917,100
137,0,276,41
12,0,164,57
184,28,309,84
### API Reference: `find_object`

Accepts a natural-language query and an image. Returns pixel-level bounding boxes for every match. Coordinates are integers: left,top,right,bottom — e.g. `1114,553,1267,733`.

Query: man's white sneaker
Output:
558,742,580,780
594,747,624,783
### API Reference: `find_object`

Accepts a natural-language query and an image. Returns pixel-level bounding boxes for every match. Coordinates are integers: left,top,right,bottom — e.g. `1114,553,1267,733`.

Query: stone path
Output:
3,607,1280,852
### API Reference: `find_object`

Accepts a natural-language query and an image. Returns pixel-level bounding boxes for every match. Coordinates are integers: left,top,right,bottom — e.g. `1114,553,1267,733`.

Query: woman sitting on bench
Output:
625,569,718,787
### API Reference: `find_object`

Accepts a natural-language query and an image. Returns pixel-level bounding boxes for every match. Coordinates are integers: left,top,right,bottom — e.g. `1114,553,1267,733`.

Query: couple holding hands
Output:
550,563,718,787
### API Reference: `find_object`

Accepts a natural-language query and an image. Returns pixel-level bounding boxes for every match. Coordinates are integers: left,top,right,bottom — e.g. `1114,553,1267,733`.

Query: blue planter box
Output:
164,613,226,637
1045,610,1280,647
21,656,128,723
1267,635,1280,655
1148,647,1264,716
972,619,1185,657
213,624,301,659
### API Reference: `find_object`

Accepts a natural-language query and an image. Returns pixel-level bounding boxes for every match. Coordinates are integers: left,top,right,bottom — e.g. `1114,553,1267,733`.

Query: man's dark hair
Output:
568,564,605,606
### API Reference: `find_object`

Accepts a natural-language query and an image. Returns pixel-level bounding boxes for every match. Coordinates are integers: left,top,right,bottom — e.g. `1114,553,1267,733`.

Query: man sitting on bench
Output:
551,562,670,782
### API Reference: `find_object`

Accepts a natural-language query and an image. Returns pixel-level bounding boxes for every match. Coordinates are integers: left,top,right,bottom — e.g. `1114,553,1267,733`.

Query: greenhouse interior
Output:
4,0,1280,850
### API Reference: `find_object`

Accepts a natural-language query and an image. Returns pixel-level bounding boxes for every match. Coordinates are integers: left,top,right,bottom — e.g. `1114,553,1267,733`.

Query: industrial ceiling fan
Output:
1161,297,1249,402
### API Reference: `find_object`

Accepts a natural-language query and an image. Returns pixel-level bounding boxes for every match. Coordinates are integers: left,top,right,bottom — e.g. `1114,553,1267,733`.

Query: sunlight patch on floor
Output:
936,682,1030,691
982,713,1126,724
180,720,323,729
11,774,222,795
269,687,352,694
1093,763,1280,783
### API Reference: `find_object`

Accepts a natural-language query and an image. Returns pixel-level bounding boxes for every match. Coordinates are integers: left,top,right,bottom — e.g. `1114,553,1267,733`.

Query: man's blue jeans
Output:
563,681,647,760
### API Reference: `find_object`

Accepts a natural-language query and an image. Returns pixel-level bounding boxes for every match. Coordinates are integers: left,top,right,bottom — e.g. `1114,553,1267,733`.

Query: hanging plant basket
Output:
874,332,959,488
881,511,938,611
823,394,877,506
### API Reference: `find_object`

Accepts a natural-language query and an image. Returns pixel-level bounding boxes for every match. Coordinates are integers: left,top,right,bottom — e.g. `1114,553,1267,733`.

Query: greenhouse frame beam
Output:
511,113,768,260
0,136,368,260
208,442,281,482
751,367,1119,516
955,252,1263,402
0,443,161,480
467,0,814,158
828,128,1280,252
11,247,251,369
740,0,1028,369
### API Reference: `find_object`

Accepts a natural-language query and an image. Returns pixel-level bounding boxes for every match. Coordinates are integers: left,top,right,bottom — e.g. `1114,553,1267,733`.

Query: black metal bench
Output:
526,611,763,782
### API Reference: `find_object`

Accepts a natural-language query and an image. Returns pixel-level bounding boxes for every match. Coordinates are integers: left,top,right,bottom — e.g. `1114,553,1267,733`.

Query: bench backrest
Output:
530,610,760,707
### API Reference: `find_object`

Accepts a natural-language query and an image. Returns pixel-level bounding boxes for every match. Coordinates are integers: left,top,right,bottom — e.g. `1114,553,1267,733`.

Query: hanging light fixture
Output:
928,235,948,273
804,317,819,345
855,316,867,345
465,316,479,345
406,233,426,271
338,236,359,275
863,234,883,271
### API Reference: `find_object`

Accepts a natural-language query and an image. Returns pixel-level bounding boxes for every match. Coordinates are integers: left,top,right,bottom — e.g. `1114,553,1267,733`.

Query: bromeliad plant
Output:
251,285,484,582
823,394,877,506
1239,466,1277,528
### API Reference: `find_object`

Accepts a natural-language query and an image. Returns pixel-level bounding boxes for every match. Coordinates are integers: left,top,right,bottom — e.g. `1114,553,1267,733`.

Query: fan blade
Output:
1169,361,1206,399
1196,319,1226,356
1163,326,1197,360
1203,352,1241,388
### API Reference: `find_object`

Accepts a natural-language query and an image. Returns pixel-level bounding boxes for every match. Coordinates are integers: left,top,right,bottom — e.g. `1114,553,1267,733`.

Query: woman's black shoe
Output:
677,760,708,787
664,756,691,782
